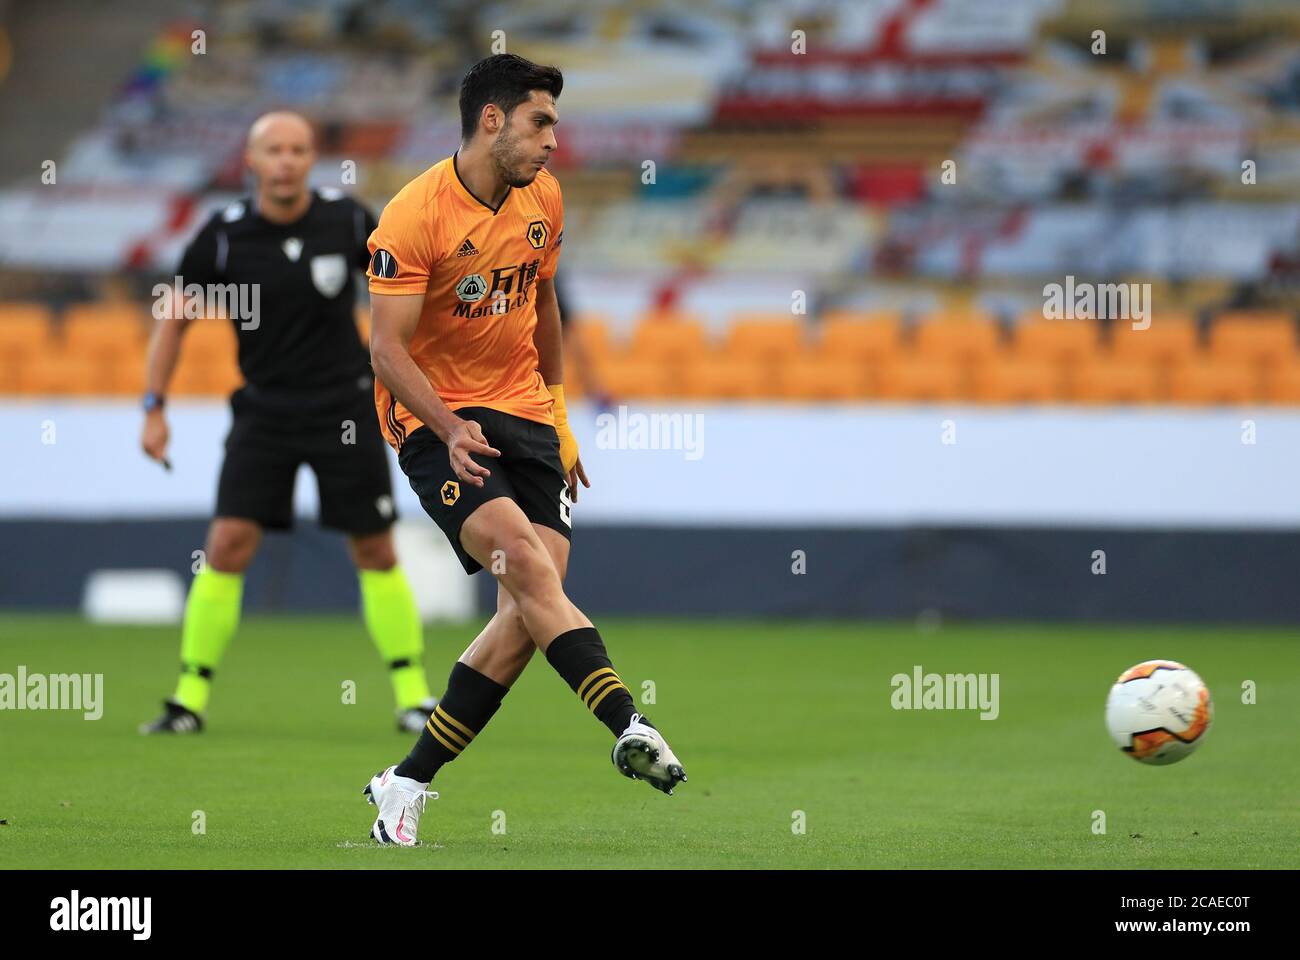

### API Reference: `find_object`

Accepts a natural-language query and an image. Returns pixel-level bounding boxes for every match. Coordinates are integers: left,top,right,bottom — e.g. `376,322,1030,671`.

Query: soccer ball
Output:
1105,660,1213,765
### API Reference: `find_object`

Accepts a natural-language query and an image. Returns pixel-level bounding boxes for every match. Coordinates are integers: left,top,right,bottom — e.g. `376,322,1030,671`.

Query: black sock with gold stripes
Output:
545,626,645,736
394,661,507,782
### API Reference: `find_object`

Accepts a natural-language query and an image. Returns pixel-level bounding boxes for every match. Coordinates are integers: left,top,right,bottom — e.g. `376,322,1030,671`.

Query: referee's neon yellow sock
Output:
173,568,244,714
359,566,431,710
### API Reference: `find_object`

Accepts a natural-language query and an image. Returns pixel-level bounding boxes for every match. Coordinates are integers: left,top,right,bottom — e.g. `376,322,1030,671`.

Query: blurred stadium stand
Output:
0,0,1298,403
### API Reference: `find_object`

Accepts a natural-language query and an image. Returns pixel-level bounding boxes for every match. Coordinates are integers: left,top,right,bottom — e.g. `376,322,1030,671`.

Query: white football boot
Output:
612,713,687,795
362,765,437,846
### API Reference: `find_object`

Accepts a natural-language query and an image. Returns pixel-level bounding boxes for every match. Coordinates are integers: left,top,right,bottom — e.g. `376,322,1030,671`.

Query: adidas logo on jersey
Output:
456,238,479,258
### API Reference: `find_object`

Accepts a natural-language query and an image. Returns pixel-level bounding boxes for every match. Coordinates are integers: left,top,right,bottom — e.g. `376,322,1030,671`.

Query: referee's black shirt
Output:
174,188,378,419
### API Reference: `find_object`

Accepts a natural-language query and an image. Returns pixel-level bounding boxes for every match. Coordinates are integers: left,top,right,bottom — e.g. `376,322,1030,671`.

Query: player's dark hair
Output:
459,54,563,141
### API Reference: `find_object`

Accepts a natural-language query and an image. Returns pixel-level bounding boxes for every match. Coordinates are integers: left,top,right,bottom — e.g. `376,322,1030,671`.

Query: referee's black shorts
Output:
215,386,397,536
398,406,571,575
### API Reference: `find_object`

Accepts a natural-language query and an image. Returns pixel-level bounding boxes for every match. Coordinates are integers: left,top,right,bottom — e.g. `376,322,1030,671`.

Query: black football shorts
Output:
215,389,397,535
398,406,572,575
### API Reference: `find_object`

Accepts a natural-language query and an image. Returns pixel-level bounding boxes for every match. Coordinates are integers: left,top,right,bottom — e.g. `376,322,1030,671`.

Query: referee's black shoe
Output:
139,699,204,735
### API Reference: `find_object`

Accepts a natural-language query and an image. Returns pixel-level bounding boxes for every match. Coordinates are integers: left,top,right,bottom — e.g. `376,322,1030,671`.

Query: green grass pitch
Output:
0,613,1296,869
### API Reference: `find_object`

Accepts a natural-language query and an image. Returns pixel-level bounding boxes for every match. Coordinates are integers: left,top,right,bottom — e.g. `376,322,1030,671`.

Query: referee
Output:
139,111,435,734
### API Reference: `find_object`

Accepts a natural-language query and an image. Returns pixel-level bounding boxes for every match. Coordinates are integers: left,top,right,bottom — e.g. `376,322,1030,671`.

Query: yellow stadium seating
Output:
2,298,1290,408
678,356,769,399
1168,360,1258,406
170,351,243,397
914,319,1002,364
16,350,113,396
723,317,805,365
182,319,239,357
876,357,963,401
569,313,615,361
628,316,707,364
62,303,148,347
1265,363,1300,405
62,306,147,369
0,303,56,372
1209,313,1296,368
165,319,242,396
1012,317,1099,365
972,358,1064,403
596,357,674,399
0,302,54,335
1108,315,1200,365
814,313,901,364
1071,360,1161,404
777,357,872,400
100,360,147,395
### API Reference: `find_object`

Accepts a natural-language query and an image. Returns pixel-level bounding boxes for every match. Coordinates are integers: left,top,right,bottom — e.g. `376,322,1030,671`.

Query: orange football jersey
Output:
366,154,564,449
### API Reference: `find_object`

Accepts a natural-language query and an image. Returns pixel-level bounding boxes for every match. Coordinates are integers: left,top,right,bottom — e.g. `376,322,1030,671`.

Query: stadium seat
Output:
876,357,963,402
1209,313,1297,369
678,356,769,399
61,305,148,373
0,303,56,390
1108,315,1200,365
814,312,902,364
723,317,806,366
1265,363,1300,405
16,350,115,396
182,319,239,357
0,302,54,340
569,314,615,361
595,357,674,399
1168,360,1258,406
914,319,1002,364
1071,360,1160,404
562,339,584,392
171,362,242,397
627,316,708,365
971,358,1064,404
171,334,242,397
1012,317,1099,365
62,302,148,341
103,360,147,395
776,357,872,401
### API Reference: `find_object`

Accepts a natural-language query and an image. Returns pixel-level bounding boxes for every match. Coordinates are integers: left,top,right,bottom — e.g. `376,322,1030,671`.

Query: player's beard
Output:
491,126,539,188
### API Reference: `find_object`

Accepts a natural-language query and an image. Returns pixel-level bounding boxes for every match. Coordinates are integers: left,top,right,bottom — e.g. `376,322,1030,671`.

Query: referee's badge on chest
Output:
310,253,348,298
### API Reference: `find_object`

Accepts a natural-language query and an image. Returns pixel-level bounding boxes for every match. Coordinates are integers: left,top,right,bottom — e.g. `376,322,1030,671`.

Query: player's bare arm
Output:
369,291,500,487
533,275,589,500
